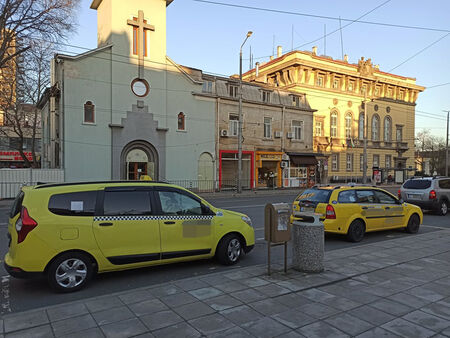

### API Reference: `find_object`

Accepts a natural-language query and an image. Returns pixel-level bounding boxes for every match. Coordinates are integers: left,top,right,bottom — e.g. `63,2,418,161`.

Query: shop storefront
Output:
0,151,35,168
255,151,283,188
219,150,254,189
283,152,318,188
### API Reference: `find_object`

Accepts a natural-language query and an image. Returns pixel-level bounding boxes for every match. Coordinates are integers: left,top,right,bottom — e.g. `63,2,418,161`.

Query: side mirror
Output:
397,198,404,204
201,204,215,215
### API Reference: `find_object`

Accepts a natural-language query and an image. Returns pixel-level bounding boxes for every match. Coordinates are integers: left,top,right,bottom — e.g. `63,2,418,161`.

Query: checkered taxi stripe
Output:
94,215,214,222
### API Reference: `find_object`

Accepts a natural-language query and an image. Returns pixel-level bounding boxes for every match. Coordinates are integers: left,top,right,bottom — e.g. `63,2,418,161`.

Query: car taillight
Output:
16,207,38,243
326,204,336,219
429,190,437,200
398,189,401,199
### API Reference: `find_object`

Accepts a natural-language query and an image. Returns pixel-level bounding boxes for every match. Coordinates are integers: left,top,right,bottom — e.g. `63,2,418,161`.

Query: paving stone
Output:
389,292,433,309
4,310,48,333
249,298,290,316
348,305,396,326
189,287,223,300
242,317,291,338
92,306,135,326
65,327,105,338
214,281,248,293
188,313,235,335
406,286,447,302
152,322,201,338
128,299,168,317
276,279,311,292
369,299,415,316
253,283,291,297
173,301,215,320
276,331,307,338
140,309,184,331
51,314,97,337
272,309,316,329
295,302,341,320
200,274,231,286
173,278,209,291
300,288,336,303
241,277,270,288
46,302,89,322
209,326,254,338
441,326,450,337
274,293,313,308
382,318,435,338
118,289,154,305
160,292,197,307
220,305,264,325
204,294,243,311
403,310,450,332
321,285,381,304
324,312,374,336
354,327,402,338
4,324,53,338
224,270,253,280
324,296,361,311
230,289,267,303
296,321,350,338
100,317,148,338
149,284,182,298
85,296,123,313
132,333,154,338
421,301,450,321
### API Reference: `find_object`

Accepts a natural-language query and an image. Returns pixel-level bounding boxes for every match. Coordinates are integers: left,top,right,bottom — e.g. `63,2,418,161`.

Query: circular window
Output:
386,106,391,113
374,104,378,111
131,78,150,97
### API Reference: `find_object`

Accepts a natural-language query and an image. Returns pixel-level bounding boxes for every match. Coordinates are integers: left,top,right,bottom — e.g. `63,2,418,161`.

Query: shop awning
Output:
287,153,318,165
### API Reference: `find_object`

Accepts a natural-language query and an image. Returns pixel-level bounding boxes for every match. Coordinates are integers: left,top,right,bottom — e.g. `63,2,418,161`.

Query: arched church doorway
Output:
121,141,158,180
198,152,214,191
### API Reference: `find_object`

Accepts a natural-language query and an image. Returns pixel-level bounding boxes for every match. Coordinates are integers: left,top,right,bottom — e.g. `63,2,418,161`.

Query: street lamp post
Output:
237,31,253,193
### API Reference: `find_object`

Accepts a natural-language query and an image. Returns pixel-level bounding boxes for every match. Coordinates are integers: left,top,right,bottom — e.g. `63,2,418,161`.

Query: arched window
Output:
84,101,95,123
358,113,365,140
177,112,185,131
384,116,392,142
371,114,380,141
345,112,353,139
330,110,338,137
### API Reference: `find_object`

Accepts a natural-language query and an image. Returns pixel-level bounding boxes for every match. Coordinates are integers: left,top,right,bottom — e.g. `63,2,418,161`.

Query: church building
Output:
40,0,216,183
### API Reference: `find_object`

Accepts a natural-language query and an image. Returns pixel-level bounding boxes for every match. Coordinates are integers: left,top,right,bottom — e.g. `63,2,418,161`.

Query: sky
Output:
66,0,450,139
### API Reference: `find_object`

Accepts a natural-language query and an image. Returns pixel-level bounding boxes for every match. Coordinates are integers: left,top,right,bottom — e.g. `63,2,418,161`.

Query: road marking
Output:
1,275,11,315
226,204,266,209
422,224,448,230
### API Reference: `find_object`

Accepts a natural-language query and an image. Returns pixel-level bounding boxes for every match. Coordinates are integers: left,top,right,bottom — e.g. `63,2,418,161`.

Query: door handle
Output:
99,222,113,226
164,221,176,225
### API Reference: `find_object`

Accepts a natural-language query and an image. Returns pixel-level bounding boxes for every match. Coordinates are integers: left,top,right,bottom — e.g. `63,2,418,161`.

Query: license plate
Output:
408,194,420,199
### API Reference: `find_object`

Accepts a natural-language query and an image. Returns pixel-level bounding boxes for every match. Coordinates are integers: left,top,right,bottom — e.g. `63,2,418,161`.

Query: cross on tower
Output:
127,10,155,76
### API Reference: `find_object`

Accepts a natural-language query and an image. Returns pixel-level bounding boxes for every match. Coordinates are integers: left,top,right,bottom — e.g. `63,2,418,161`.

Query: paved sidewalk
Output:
1,229,450,338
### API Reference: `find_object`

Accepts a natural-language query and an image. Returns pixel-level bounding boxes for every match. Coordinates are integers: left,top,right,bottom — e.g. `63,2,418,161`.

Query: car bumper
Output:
244,244,254,254
405,199,438,211
4,262,42,279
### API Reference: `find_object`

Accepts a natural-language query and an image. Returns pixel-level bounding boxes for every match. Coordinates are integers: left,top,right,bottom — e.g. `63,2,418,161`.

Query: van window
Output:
158,191,202,215
103,191,151,216
438,179,450,189
403,179,431,189
10,191,24,218
49,191,97,216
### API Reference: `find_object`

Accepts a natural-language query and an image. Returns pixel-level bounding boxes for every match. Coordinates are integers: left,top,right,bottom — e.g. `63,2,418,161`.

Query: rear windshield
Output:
403,179,432,190
295,189,331,204
9,191,24,218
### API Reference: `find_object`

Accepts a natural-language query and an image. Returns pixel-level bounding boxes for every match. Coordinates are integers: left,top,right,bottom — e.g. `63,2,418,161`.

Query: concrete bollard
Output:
291,212,324,273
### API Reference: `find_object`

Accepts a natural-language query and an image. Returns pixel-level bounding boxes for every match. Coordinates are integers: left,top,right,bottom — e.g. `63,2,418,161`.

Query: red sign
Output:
0,151,33,162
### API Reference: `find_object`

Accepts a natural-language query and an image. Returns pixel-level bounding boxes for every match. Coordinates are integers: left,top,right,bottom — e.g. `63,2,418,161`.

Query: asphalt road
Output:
0,187,449,314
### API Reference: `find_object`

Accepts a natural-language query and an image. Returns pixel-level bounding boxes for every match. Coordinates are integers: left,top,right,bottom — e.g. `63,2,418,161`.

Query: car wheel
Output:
47,252,94,293
405,214,420,234
216,234,242,265
347,220,365,242
438,200,448,216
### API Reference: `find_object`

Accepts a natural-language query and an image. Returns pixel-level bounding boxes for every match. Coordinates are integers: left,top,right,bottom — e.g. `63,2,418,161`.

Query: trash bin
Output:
291,209,324,273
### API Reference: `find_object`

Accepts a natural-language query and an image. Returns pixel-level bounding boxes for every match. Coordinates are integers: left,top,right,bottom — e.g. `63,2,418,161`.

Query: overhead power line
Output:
192,0,450,33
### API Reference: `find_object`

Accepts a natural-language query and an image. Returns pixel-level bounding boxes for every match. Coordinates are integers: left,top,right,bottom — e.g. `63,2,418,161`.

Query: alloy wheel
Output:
227,239,241,262
55,258,88,289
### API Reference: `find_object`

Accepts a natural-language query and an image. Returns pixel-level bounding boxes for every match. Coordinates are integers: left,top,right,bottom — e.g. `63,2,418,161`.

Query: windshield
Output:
295,189,331,204
403,179,432,190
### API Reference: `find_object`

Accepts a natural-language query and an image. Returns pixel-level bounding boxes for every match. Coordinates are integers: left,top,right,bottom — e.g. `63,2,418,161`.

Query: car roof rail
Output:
34,180,170,190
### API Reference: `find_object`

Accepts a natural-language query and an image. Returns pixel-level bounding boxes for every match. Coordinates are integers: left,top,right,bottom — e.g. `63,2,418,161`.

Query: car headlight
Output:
242,216,252,227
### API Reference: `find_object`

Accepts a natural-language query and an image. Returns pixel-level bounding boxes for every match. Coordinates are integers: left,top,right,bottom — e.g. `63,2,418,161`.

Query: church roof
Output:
90,0,173,10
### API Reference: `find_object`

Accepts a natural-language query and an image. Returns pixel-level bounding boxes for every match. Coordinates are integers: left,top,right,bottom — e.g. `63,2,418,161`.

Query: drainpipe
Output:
216,97,221,191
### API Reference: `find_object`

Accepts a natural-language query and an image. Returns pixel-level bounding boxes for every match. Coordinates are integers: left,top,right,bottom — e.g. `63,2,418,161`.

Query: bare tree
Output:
0,0,80,69
0,41,51,167
415,129,446,175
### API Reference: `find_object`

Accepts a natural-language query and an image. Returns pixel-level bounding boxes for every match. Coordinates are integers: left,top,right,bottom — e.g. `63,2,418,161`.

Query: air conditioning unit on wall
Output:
274,131,282,138
220,129,228,137
286,132,293,139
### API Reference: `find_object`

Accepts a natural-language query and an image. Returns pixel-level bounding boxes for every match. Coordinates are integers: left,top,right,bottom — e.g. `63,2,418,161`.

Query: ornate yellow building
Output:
243,47,425,183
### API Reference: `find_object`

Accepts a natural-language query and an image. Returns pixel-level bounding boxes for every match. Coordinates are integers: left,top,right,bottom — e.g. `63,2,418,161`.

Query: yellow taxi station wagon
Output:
292,185,423,242
5,181,255,292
